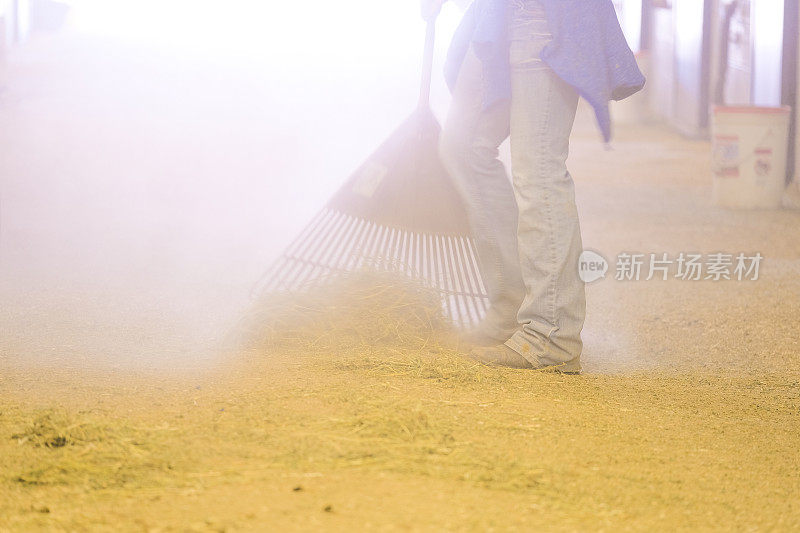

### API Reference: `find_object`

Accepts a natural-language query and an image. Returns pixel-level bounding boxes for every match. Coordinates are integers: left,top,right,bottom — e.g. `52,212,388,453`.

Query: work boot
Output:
468,344,582,374
467,344,533,369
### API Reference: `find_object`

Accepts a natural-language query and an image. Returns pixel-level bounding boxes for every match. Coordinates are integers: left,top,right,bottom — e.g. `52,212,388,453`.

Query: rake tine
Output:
299,212,350,286
292,209,348,289
445,236,467,328
376,226,389,270
255,256,291,295
442,236,461,326
435,236,444,291
403,231,414,277
393,228,405,272
316,212,358,278
352,218,374,268
386,226,398,270
390,227,403,271
414,232,422,281
450,236,471,325
397,229,408,275
390,227,401,273
385,226,396,268
445,237,460,326
456,236,485,324
332,216,369,274
373,225,390,270
420,233,427,284
447,236,472,326
350,220,371,271
430,234,439,291
465,238,489,312
459,236,485,325
327,215,360,274
466,237,487,297
425,234,435,293
424,234,434,291
454,236,478,325
378,226,388,270
252,208,328,296
286,209,344,290
449,235,475,327
433,235,454,324
356,221,379,270
469,239,488,314
414,232,423,280
383,227,398,270
270,208,335,292
417,233,426,282
350,219,372,269
323,214,361,277
367,224,388,269
363,223,379,269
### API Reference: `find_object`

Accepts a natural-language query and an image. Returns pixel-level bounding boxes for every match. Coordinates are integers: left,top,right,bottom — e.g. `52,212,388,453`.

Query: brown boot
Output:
467,344,534,369
468,344,582,374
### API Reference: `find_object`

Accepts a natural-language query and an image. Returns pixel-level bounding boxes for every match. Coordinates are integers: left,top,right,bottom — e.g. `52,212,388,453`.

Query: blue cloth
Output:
444,0,646,142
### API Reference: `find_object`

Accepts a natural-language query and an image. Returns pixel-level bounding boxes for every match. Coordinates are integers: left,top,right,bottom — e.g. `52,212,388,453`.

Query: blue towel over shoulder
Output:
444,0,646,142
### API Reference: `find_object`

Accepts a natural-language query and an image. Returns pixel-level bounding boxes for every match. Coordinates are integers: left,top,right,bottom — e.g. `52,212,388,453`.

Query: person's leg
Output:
503,10,585,369
439,48,525,341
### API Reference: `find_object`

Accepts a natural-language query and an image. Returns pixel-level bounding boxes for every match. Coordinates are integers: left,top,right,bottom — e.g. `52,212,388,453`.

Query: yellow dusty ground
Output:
2,270,800,532
2,351,799,531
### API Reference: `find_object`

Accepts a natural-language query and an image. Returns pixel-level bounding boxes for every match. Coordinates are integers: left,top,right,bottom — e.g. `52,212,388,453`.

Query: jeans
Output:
439,0,585,368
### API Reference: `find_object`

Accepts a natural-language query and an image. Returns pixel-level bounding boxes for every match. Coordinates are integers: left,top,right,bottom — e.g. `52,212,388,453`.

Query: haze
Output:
0,1,464,370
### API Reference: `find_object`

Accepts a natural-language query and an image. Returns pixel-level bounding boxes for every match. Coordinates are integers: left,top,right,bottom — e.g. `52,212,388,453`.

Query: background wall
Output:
796,0,800,181
646,0,794,144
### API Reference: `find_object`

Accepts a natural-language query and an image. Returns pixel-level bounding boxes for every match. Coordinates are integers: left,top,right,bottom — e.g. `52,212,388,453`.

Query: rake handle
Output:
418,18,437,109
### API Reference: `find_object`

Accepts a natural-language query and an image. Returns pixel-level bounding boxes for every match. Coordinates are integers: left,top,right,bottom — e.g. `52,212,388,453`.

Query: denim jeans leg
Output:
504,31,586,367
439,49,526,339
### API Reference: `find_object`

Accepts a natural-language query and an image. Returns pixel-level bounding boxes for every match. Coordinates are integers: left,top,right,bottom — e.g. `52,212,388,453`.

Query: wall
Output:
648,0,712,137
674,0,710,134
0,0,8,86
752,0,785,106
648,0,795,142
796,0,800,181
12,0,29,43
723,0,753,105
613,0,644,53
649,3,676,125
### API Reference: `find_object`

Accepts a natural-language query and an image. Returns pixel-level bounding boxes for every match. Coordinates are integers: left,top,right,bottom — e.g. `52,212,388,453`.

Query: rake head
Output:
253,108,489,328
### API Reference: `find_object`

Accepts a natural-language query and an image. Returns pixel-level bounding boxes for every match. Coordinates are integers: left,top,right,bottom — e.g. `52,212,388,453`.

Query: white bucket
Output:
711,105,791,209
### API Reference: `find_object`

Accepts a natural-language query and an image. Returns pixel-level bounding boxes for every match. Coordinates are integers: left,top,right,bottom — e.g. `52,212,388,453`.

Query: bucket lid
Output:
712,105,791,115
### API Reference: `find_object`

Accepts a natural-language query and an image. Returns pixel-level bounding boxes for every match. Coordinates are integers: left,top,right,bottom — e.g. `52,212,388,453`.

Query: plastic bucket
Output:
711,105,791,209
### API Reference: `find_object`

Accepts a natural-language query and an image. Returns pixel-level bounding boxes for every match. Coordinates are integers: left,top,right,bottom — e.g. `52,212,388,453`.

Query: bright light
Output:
64,0,463,64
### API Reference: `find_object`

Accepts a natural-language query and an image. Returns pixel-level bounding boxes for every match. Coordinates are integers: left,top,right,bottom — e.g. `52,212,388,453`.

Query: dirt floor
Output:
2,29,800,532
2,340,799,531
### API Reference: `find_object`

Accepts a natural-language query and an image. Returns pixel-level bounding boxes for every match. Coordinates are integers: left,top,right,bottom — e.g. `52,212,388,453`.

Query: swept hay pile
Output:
233,271,487,381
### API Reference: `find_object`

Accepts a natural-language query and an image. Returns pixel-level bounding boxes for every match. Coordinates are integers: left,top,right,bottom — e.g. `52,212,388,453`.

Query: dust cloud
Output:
0,1,464,371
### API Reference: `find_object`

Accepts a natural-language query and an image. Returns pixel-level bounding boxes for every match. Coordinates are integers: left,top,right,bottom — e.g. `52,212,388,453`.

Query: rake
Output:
252,16,489,328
